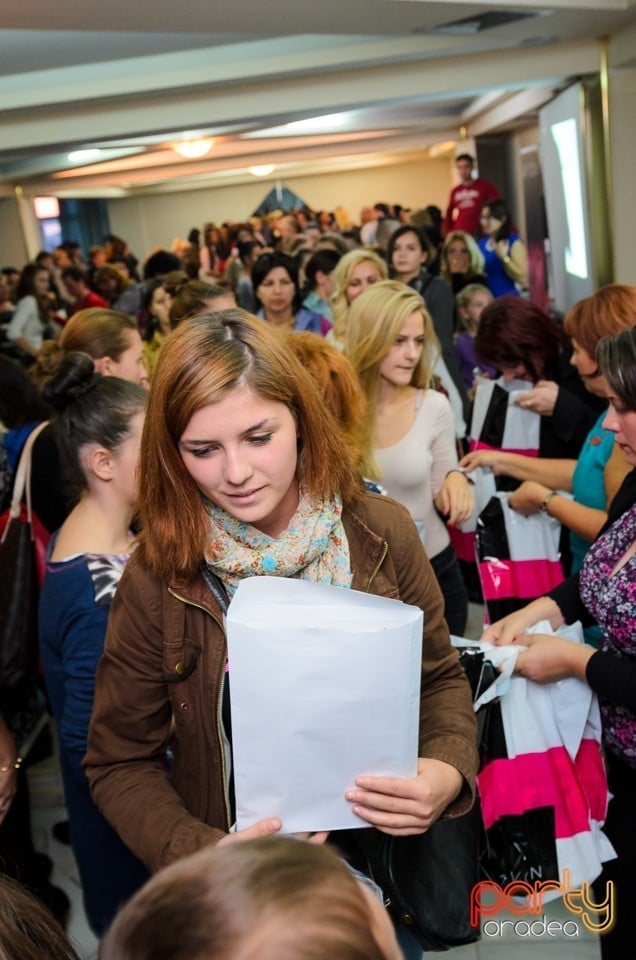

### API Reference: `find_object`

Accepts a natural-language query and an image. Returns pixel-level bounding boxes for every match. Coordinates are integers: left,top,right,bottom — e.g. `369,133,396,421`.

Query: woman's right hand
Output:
481,596,564,646
459,449,509,475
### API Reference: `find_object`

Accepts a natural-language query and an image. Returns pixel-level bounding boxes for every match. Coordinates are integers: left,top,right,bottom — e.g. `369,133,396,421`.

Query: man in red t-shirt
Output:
62,266,108,317
443,154,500,238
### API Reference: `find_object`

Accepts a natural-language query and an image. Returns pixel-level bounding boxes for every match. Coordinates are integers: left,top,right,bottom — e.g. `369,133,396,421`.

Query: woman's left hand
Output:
495,239,510,261
345,758,463,836
514,380,559,416
508,480,550,516
435,472,473,526
515,634,595,684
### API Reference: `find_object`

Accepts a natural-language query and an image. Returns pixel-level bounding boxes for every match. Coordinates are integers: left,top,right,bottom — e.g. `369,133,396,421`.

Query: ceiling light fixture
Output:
68,149,102,163
172,139,213,159
428,140,458,158
248,164,276,177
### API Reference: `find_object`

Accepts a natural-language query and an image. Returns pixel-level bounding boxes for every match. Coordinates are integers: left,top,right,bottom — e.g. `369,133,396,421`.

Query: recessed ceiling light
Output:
172,139,213,159
68,149,102,163
248,164,276,177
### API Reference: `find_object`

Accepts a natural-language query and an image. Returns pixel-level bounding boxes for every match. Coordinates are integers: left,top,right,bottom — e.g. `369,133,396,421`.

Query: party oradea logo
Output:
470,869,615,938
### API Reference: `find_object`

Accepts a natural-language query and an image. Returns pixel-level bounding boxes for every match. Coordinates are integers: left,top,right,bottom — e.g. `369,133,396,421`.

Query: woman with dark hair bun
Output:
473,295,605,459
252,251,331,335
38,352,149,935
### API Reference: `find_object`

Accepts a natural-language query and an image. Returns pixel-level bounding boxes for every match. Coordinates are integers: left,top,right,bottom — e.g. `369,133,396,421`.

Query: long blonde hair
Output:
344,280,439,478
331,250,388,346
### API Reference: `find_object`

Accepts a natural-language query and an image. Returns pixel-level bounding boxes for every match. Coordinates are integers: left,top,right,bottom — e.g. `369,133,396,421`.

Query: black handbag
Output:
0,422,50,690
354,803,481,951
351,647,497,950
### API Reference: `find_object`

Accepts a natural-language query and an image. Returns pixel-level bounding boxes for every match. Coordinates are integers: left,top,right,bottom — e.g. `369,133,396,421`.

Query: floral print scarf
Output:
206,491,352,597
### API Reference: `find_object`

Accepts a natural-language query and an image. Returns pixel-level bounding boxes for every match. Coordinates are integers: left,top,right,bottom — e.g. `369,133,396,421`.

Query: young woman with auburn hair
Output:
101,837,401,960
84,310,478,949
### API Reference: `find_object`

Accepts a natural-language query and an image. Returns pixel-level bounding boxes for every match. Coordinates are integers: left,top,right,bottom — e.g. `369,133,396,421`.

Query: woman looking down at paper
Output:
84,310,477,877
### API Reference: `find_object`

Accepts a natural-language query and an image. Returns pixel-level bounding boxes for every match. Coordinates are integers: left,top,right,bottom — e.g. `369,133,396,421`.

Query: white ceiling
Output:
1,0,635,197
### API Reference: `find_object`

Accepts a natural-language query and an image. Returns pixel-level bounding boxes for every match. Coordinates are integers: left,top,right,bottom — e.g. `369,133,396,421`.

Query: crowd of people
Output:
0,154,633,960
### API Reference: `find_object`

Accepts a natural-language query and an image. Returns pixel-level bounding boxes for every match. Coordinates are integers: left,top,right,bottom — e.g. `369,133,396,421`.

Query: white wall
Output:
108,156,452,263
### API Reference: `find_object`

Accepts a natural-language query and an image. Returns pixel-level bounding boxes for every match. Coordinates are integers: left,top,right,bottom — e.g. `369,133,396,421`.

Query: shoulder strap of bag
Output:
200,562,230,614
6,420,50,524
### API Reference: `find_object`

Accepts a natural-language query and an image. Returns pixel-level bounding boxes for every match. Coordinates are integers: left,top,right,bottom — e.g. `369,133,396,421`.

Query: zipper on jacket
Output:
168,587,231,831
366,540,388,591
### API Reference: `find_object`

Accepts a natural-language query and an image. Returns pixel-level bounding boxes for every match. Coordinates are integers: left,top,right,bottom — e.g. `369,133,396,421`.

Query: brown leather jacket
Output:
85,494,478,872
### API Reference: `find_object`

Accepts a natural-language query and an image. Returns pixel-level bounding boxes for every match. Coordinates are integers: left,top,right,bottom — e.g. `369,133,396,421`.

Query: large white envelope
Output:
226,576,423,833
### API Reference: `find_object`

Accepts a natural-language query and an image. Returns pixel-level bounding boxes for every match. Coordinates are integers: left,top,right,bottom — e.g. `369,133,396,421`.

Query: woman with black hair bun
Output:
38,351,149,936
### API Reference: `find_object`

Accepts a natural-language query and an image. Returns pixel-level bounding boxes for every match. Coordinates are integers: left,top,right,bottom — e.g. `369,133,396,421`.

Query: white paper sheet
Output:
226,576,423,833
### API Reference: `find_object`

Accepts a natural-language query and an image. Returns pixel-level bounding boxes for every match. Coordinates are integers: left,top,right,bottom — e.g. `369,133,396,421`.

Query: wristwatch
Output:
540,491,557,514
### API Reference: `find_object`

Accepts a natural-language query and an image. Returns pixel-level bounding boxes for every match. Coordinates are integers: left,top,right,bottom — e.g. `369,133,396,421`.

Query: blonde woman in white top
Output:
345,280,473,635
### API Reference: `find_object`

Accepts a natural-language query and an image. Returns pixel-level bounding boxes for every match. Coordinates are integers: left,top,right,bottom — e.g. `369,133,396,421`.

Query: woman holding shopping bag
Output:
85,310,478,951
461,285,635,577
485,327,636,960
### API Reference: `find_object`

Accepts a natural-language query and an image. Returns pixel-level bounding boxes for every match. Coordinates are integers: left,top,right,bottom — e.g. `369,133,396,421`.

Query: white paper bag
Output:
227,576,423,833
470,376,540,455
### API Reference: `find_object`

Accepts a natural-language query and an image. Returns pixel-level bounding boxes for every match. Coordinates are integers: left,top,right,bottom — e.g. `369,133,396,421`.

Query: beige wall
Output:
108,156,452,263
608,21,636,285
0,197,29,268
608,66,636,284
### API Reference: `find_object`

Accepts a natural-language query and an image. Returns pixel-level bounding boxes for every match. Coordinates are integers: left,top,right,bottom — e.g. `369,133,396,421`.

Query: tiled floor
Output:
26,603,600,959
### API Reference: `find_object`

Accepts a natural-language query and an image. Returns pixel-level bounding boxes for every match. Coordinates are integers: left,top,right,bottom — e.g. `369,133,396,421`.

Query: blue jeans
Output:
396,923,423,958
